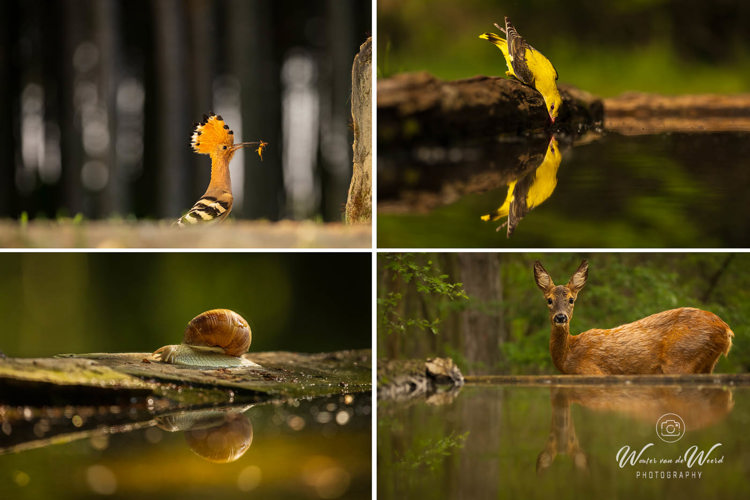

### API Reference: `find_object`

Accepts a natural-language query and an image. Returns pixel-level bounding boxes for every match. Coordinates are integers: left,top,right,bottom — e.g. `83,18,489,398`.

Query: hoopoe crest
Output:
175,113,267,227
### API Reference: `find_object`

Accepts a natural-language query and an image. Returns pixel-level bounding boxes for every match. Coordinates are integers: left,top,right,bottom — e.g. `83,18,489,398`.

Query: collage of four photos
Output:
1,1,750,499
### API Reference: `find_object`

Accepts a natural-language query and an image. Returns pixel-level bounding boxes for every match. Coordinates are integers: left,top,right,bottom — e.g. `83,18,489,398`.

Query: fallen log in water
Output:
604,92,750,134
0,349,371,405
378,72,604,147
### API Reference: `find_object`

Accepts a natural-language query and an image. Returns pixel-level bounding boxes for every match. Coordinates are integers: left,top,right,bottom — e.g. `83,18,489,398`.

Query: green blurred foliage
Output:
0,253,371,357
378,253,474,361
379,253,468,336
378,0,750,96
396,431,469,473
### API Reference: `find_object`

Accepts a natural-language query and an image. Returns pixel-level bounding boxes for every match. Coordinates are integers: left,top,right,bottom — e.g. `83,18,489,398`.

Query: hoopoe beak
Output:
231,141,261,151
231,140,268,160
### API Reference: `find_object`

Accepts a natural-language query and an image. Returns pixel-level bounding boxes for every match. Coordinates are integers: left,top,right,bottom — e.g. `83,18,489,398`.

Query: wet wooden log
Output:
604,92,750,135
345,37,372,224
0,349,371,405
378,72,604,147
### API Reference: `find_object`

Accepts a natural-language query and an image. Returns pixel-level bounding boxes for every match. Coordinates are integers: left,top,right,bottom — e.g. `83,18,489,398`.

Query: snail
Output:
152,309,260,368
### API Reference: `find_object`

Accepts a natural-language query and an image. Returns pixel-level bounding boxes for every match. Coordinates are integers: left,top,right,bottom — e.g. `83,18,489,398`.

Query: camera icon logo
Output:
656,413,686,443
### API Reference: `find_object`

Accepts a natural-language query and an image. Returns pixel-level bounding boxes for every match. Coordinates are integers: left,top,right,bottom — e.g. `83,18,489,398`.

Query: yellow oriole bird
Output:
480,17,562,123
175,114,267,227
481,136,562,236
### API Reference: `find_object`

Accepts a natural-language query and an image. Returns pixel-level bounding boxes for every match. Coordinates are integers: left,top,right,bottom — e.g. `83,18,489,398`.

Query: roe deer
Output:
533,260,733,375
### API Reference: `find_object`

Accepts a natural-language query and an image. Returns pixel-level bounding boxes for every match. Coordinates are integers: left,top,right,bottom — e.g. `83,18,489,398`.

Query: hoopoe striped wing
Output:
174,192,233,227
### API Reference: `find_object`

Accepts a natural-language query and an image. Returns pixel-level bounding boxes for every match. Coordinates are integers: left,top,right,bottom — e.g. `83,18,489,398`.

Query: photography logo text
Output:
614,412,725,479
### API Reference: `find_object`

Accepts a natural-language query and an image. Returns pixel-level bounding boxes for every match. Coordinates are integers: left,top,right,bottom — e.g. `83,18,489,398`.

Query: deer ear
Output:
534,261,555,292
568,260,588,293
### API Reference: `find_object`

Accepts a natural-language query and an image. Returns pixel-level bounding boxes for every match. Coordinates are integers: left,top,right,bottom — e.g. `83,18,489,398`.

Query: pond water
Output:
378,384,750,499
378,132,750,248
0,393,371,499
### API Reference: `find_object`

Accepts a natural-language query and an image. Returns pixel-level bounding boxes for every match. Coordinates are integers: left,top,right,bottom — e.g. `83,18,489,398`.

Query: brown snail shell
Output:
153,309,258,368
184,308,251,357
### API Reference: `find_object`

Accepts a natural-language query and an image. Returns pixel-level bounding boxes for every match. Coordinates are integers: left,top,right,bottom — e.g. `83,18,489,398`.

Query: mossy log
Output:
0,350,370,456
0,349,371,405
345,37,372,224
378,72,603,147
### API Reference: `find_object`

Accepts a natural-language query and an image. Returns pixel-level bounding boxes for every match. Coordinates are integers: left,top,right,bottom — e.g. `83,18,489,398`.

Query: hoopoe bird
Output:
175,113,267,227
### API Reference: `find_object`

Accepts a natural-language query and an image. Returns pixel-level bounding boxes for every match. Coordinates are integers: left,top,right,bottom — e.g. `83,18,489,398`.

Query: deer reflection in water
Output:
536,386,734,474
481,136,562,237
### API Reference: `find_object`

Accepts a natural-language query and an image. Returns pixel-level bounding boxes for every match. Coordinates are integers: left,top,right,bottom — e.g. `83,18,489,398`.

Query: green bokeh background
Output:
0,253,371,357
378,0,750,96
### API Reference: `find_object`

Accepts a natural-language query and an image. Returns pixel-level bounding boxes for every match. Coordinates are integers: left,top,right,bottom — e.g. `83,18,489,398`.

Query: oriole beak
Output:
550,115,556,124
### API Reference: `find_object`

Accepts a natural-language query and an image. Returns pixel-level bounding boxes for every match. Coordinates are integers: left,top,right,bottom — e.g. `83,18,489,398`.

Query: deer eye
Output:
568,298,574,304
547,298,553,305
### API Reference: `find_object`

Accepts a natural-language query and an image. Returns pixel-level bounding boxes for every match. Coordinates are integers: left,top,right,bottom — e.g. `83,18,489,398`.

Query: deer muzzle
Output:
553,313,568,325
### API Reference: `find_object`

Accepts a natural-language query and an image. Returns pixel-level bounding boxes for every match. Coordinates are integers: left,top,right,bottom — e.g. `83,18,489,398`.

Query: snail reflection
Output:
481,136,562,237
157,406,255,463
536,386,734,474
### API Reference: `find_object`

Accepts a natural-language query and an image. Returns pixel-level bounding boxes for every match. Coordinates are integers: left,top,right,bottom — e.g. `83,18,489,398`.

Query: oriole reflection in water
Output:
481,136,562,237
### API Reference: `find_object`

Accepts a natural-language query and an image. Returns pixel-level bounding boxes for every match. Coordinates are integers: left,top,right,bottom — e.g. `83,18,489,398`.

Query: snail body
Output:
153,309,259,368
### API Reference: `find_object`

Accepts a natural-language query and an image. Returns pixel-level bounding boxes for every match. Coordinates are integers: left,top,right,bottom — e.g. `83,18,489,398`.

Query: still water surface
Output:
1,393,371,499
378,384,750,499
378,132,750,248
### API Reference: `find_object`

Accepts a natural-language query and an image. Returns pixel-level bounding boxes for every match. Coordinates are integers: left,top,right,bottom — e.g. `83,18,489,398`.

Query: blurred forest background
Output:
378,0,750,96
378,253,749,375
0,0,371,222
0,253,371,357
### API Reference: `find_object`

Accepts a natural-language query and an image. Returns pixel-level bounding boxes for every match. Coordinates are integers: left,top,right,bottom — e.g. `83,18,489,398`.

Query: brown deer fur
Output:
533,260,733,375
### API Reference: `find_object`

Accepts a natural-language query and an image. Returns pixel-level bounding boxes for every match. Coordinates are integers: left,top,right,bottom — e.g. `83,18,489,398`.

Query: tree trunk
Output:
458,253,504,374
346,37,372,223
153,0,190,218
